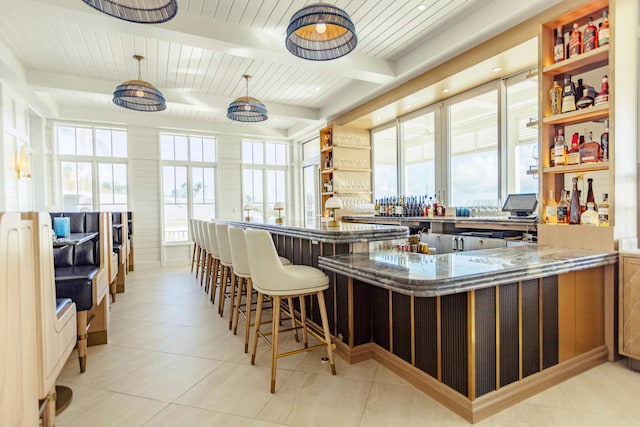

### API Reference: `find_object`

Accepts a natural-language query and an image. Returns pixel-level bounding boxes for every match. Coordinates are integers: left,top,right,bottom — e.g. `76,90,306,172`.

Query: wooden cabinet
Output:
320,124,371,217
537,0,617,250
619,252,640,361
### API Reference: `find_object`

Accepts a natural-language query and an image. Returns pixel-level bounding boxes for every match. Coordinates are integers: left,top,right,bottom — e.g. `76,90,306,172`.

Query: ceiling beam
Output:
30,0,396,85
26,70,320,122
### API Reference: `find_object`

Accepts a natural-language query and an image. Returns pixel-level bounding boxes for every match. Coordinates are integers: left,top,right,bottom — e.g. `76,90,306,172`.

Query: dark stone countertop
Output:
318,245,617,297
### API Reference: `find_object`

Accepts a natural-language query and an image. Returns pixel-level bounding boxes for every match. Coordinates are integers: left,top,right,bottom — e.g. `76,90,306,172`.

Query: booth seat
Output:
110,212,128,300
49,211,110,373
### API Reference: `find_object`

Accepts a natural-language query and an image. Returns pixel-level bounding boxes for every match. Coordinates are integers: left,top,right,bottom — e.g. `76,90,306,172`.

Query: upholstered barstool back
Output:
215,223,234,317
245,228,336,393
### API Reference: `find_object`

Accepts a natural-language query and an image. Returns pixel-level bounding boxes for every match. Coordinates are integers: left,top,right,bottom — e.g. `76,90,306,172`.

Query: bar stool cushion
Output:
56,298,73,316
215,223,233,266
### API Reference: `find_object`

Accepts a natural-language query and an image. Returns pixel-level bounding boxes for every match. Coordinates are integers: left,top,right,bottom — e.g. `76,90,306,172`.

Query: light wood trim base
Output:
363,343,607,423
334,340,374,364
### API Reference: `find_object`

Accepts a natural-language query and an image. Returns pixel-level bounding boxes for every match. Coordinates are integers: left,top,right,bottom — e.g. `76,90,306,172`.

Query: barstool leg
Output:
299,296,309,348
232,277,244,335
316,291,336,375
210,258,220,304
287,297,299,342
219,266,229,316
251,291,264,364
194,245,201,278
228,273,237,330
204,254,212,293
243,278,254,353
271,295,281,393
190,240,197,273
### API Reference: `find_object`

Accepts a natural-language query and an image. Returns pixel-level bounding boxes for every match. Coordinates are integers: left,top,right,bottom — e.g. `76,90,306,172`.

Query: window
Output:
449,89,499,207
401,111,436,197
505,78,539,194
161,134,217,243
56,125,128,211
373,126,397,200
242,140,288,219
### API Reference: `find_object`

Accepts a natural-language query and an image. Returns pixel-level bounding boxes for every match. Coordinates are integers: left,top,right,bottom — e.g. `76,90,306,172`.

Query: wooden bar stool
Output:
205,221,221,302
189,219,198,274
228,226,294,352
214,223,234,320
246,229,336,393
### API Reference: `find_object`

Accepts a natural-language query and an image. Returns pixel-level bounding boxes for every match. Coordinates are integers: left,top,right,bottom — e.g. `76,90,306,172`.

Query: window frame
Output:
242,140,289,220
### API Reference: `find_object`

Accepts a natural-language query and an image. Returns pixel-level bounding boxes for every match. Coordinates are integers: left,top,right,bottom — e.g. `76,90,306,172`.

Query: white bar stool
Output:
206,221,221,303
246,228,336,393
215,223,235,320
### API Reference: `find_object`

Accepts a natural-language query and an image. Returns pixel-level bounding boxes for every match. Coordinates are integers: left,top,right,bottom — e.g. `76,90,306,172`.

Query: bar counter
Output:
318,245,617,296
217,218,408,243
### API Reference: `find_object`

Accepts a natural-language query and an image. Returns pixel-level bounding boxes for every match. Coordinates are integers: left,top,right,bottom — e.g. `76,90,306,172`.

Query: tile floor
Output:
57,266,640,426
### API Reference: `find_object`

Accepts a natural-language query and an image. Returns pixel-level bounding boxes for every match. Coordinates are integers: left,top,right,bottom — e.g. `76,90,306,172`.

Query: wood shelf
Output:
542,44,609,75
542,103,609,125
321,146,333,153
321,168,333,174
542,161,609,174
334,190,372,195
333,144,371,150
322,192,334,196
334,167,372,172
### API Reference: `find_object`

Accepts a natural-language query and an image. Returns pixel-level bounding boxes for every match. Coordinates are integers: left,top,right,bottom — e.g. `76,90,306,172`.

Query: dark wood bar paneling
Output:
293,237,302,265
392,292,412,363
353,279,372,346
371,285,390,351
541,276,559,369
441,292,468,396
414,297,438,378
285,236,294,262
336,273,349,341
521,279,540,378
475,287,496,398
499,283,519,388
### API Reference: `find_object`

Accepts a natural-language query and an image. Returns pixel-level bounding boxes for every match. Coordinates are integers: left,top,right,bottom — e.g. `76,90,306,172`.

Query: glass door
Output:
303,164,319,226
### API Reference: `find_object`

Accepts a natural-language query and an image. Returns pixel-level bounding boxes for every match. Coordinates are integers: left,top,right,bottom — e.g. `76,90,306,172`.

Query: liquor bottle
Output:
583,17,598,52
433,193,440,217
550,80,563,115
580,203,598,226
545,190,558,224
568,23,583,57
566,132,581,165
580,131,601,163
554,27,565,62
561,75,577,113
375,199,380,216
569,178,581,224
427,197,434,218
600,119,609,161
557,190,570,224
578,190,586,214
598,193,610,226
586,178,596,208
598,10,610,46
554,128,566,166
575,78,584,102
438,191,446,217
576,88,594,109
594,75,609,106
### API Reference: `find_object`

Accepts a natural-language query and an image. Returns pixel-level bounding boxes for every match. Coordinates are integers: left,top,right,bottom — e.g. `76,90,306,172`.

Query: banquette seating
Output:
50,211,110,373
110,212,128,301
0,212,77,427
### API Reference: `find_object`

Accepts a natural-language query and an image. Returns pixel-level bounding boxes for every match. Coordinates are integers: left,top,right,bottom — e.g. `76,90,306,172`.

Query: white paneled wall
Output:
217,134,243,220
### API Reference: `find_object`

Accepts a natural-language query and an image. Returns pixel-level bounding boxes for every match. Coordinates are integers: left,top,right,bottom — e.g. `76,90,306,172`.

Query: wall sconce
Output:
16,143,31,179
325,197,343,227
274,201,285,224
244,204,252,221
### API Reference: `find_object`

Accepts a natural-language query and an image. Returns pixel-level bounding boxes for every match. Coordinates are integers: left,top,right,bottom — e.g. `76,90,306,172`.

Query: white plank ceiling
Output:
0,0,558,139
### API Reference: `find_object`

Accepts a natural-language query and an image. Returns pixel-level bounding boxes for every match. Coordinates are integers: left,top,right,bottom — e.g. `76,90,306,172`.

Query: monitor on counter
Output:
502,193,538,218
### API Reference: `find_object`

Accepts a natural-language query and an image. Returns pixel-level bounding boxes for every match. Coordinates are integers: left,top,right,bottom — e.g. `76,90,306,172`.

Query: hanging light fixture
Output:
82,0,178,24
286,2,357,61
227,75,268,122
113,55,166,112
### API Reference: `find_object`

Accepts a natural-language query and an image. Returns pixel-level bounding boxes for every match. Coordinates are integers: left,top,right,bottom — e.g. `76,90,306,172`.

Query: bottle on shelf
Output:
554,128,566,166
586,178,596,208
580,131,601,163
375,199,380,216
545,190,558,224
557,189,570,224
569,177,581,224
581,202,599,225
594,75,609,106
578,189,586,214
550,80,563,115
568,23,583,57
598,193,610,226
583,16,598,52
600,119,609,161
561,75,577,113
576,88,594,109
554,27,565,62
598,10,610,47
566,132,581,165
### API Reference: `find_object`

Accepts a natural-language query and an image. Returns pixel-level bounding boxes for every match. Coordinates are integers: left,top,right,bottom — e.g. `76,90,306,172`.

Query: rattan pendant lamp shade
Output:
227,75,268,122
82,0,178,24
113,55,166,112
286,2,357,61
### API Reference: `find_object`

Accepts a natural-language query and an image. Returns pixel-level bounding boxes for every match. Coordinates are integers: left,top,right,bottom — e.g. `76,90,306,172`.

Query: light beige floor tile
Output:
248,421,294,427
60,344,224,401
478,401,584,427
358,381,465,427
295,349,379,382
175,361,287,418
142,403,254,427
55,383,167,427
372,362,412,386
256,370,372,427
